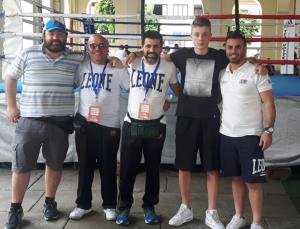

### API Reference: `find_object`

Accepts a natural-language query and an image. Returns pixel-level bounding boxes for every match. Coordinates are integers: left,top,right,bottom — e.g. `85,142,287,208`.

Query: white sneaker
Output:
69,207,92,220
168,203,193,226
205,209,225,229
104,208,117,221
226,214,247,229
250,223,264,229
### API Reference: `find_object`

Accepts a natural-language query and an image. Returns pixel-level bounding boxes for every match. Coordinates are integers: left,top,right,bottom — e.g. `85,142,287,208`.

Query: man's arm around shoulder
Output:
125,49,174,66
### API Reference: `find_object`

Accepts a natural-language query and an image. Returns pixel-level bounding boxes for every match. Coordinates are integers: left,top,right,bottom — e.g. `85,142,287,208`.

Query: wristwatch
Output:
264,127,274,134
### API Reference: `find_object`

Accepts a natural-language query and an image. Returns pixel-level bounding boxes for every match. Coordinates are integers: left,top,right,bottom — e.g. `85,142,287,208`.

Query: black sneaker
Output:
5,206,24,229
43,200,59,221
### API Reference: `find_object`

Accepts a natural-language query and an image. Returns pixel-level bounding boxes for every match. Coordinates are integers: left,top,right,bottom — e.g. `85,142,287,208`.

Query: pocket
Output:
12,144,18,165
12,143,26,169
15,117,26,132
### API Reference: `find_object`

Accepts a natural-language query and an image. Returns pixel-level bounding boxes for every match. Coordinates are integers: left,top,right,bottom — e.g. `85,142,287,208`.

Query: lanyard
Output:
141,58,160,99
89,59,108,99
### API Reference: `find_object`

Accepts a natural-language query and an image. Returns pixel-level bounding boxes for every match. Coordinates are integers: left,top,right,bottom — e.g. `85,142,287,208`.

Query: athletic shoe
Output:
104,208,117,221
4,207,24,229
226,214,247,229
250,223,264,229
144,208,160,224
205,209,225,229
43,200,59,221
168,203,193,226
69,207,92,220
116,209,130,225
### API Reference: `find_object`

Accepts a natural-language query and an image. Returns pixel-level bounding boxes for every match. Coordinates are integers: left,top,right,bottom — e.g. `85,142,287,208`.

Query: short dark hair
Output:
164,46,170,52
142,30,163,46
192,17,211,28
225,30,247,46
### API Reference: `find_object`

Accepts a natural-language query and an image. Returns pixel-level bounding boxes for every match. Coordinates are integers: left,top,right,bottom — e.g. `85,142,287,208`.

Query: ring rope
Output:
2,12,300,20
258,60,300,65
23,0,56,12
211,37,300,42
1,53,299,65
195,14,300,20
1,32,299,43
2,12,140,19
80,20,293,27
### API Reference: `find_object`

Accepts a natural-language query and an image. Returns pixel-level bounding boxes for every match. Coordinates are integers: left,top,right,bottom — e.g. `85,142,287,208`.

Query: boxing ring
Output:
0,2,300,166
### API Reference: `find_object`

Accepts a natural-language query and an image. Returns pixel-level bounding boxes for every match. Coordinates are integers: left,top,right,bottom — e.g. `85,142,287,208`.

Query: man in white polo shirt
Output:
219,31,276,229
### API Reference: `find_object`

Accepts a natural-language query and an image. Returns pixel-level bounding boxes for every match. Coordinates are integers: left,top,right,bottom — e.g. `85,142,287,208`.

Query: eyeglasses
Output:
89,43,108,49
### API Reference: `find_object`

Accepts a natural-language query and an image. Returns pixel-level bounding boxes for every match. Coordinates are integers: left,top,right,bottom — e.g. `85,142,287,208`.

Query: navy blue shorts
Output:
220,134,266,183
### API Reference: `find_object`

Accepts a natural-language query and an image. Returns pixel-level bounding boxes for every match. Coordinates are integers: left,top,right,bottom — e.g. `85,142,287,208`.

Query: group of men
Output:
4,17,275,229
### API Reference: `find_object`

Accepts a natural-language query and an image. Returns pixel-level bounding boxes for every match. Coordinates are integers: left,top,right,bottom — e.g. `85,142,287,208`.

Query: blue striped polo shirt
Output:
6,44,83,117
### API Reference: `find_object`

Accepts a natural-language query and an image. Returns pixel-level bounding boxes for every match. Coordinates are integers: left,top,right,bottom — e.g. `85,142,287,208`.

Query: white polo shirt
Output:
219,61,272,137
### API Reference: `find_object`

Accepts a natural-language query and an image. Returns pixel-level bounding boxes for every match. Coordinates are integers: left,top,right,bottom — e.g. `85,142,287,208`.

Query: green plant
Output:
145,7,159,31
232,18,259,38
231,9,259,44
94,0,115,34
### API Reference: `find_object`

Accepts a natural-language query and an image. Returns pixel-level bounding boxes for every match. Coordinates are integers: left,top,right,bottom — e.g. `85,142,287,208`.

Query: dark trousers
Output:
75,121,120,209
118,121,166,210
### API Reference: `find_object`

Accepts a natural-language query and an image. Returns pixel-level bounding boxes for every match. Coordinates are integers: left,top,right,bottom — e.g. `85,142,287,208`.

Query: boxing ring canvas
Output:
0,76,300,166
264,76,300,167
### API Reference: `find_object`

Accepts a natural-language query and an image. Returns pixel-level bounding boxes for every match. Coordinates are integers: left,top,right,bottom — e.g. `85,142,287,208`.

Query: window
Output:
173,4,188,16
153,4,168,16
194,5,203,16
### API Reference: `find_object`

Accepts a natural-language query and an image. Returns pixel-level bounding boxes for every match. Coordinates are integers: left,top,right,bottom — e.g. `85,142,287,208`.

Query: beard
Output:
228,54,244,64
44,40,66,52
229,57,240,63
145,52,159,63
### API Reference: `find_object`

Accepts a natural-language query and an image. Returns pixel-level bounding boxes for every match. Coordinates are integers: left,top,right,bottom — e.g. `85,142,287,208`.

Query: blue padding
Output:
0,75,299,96
0,81,23,93
165,75,300,97
17,81,22,93
271,76,300,96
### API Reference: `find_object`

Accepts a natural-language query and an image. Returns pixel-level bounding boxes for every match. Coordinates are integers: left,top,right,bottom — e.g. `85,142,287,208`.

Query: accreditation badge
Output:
87,105,102,123
138,101,152,120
